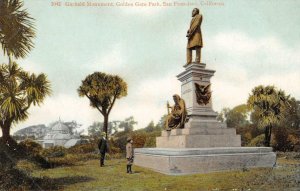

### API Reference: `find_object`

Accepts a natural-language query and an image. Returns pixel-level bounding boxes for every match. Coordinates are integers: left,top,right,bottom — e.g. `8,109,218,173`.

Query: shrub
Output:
113,134,128,152
132,132,147,148
19,139,43,155
40,146,67,158
247,134,265,147
272,127,291,151
144,136,156,147
68,143,97,154
288,134,300,151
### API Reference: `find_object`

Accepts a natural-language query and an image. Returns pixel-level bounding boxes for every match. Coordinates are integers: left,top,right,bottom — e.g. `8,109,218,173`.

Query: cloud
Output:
207,31,300,111
13,93,100,134
12,73,181,133
9,31,300,135
109,74,181,128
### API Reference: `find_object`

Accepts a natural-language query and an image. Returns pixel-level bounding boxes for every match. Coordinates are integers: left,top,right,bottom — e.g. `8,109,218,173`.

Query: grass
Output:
20,156,300,191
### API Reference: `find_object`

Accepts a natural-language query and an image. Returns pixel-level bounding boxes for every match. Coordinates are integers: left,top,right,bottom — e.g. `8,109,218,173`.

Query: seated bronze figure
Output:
165,94,187,131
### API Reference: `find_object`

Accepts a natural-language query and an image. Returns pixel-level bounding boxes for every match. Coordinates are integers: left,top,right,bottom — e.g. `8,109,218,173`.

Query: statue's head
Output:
192,8,199,17
173,94,180,104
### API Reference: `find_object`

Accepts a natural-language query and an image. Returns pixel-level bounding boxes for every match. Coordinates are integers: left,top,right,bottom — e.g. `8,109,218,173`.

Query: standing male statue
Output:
186,8,203,64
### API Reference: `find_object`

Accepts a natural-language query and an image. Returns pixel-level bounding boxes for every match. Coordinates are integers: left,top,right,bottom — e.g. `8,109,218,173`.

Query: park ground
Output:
17,156,300,191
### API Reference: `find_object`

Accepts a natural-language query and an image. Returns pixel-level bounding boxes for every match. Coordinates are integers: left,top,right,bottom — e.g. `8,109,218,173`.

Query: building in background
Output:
14,119,85,148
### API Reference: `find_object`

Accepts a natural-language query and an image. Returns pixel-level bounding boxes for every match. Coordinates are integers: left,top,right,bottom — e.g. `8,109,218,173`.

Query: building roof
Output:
51,120,69,133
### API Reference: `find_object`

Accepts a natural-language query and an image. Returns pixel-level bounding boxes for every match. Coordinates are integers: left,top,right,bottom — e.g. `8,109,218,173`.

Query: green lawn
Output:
24,157,300,191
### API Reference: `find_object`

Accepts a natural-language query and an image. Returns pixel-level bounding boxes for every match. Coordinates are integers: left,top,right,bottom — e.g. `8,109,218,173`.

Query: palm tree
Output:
247,85,290,147
0,62,51,143
0,0,35,63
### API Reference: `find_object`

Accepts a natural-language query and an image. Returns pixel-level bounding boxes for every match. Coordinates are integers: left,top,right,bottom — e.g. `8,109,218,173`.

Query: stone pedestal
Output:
156,63,241,148
177,63,217,122
134,147,276,175
134,62,276,175
156,127,241,148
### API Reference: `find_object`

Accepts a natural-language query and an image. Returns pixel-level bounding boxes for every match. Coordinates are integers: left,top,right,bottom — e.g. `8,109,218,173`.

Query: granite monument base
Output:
156,127,241,148
134,147,276,175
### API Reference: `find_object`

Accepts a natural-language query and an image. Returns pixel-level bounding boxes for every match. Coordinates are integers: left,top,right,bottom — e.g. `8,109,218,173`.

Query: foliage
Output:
272,127,300,151
19,139,42,155
118,116,137,133
247,85,290,129
78,72,127,137
247,85,290,146
88,120,125,136
47,153,98,167
283,98,300,130
0,0,36,62
217,108,230,123
144,121,155,132
144,136,156,147
112,115,164,151
247,134,265,147
0,62,51,142
64,121,82,135
88,121,103,136
227,104,250,128
68,143,97,154
40,146,67,158
132,131,148,148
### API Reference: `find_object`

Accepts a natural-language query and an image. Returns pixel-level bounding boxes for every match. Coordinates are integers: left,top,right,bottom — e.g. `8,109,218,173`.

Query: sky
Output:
1,0,300,134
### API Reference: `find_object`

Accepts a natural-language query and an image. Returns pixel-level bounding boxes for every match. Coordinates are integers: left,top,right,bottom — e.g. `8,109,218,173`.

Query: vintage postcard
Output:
0,0,299,190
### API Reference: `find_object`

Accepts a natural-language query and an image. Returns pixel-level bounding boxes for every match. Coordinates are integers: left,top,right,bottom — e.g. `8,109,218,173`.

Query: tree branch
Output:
108,92,117,115
85,92,104,116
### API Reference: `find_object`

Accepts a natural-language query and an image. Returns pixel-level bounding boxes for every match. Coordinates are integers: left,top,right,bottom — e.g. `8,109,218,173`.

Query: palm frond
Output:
0,0,36,60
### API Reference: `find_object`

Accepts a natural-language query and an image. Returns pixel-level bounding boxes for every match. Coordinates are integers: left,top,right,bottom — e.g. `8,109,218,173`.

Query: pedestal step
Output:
134,147,276,175
156,134,241,148
161,127,237,136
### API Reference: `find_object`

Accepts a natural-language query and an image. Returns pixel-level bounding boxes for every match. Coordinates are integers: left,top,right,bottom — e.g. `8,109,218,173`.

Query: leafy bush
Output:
16,160,39,173
144,136,156,147
40,146,67,158
68,143,97,154
247,134,265,147
48,153,99,167
132,132,147,148
271,127,291,151
19,139,43,155
13,139,51,168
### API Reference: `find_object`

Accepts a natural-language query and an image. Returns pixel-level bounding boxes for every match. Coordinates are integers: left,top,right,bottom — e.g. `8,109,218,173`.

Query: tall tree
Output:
88,121,120,136
221,104,250,128
247,85,290,147
0,0,35,63
119,116,137,133
78,72,127,138
283,98,300,130
0,62,51,143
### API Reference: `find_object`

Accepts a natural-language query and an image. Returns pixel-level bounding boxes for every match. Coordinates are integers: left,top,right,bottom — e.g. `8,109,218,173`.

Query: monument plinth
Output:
156,63,241,148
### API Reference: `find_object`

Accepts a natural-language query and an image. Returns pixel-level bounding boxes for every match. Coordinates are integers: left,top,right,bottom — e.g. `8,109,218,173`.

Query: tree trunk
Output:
103,114,109,139
264,125,272,147
1,124,11,144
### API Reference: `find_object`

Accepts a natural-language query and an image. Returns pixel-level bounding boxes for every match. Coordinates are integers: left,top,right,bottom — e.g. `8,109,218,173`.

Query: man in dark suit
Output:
98,132,108,167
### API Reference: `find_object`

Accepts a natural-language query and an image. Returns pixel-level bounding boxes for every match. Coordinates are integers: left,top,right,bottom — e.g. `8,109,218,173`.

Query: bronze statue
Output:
165,94,187,131
195,83,211,105
186,8,203,65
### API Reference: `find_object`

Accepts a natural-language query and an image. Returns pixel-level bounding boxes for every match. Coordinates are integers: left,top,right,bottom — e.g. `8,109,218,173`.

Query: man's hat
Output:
101,132,106,136
127,137,132,142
